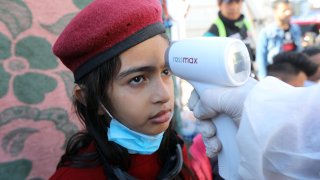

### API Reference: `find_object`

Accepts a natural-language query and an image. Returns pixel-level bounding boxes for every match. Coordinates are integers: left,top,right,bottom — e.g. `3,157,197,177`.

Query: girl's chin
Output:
145,123,170,136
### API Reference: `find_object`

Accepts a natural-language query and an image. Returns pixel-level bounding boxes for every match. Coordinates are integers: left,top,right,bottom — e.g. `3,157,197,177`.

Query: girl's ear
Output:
74,85,86,105
74,85,105,115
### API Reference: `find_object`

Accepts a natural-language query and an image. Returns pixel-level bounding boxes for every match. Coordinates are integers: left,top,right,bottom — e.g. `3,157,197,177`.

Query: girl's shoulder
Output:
49,141,106,180
49,165,106,180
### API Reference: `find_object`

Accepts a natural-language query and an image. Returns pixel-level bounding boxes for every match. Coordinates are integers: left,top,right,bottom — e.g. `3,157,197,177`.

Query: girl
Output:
50,0,195,179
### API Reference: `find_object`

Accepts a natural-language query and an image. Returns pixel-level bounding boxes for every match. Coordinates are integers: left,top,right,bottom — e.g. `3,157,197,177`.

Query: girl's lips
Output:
149,111,172,124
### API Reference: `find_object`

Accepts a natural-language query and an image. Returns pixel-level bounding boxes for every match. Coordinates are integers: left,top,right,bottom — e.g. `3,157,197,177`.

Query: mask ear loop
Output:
99,101,114,119
96,103,137,180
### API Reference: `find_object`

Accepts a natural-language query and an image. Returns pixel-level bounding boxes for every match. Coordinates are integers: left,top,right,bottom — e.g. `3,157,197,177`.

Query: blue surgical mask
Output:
108,119,164,154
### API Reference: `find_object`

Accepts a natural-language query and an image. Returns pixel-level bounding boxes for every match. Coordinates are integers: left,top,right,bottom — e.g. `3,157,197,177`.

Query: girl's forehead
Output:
119,35,168,64
118,56,164,75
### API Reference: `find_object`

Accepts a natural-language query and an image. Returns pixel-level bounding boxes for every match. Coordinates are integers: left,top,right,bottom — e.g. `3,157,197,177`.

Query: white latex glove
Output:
188,77,257,157
188,77,257,125
194,119,221,158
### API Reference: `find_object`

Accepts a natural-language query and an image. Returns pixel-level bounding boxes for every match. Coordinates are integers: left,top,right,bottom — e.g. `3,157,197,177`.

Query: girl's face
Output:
108,34,174,135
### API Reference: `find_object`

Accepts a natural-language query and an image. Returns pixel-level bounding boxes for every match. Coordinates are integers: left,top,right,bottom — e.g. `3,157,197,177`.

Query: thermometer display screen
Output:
227,41,251,85
233,51,246,73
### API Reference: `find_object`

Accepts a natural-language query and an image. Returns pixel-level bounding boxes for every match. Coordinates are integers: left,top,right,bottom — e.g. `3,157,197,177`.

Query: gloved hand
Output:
194,119,222,158
188,77,257,157
188,77,257,124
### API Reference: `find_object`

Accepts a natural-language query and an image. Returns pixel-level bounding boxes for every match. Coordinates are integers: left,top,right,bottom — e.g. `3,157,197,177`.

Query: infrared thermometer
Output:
165,37,251,179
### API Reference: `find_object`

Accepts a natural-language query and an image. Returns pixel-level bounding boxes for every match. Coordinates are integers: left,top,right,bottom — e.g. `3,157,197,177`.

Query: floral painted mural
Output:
0,0,92,179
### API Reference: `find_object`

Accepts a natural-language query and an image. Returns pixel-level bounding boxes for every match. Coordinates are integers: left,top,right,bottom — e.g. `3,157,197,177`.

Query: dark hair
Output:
218,0,243,5
267,62,300,77
56,33,194,179
302,46,320,57
272,0,290,9
272,51,318,77
267,62,305,85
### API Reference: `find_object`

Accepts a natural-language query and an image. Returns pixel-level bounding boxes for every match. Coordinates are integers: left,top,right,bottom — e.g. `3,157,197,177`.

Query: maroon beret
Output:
53,0,165,82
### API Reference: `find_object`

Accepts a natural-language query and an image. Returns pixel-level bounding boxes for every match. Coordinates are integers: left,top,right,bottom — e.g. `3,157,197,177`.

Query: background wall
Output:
0,0,92,179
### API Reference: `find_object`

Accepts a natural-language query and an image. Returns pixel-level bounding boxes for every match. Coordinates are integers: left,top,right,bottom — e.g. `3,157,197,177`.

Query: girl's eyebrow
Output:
117,66,156,79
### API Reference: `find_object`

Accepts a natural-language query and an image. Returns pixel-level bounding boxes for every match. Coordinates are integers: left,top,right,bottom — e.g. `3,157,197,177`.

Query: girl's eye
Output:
129,75,145,85
162,68,172,76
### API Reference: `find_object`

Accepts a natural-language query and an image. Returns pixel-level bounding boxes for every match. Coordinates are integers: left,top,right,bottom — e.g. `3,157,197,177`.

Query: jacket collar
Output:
218,11,245,30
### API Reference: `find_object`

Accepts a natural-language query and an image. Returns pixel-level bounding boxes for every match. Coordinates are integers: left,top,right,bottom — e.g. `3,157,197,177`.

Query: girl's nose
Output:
151,78,172,104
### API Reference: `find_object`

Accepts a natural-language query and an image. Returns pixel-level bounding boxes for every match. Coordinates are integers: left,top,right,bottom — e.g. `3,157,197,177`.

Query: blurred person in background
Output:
302,46,320,86
267,51,318,87
162,0,190,41
204,0,256,77
256,0,302,80
161,0,173,34
267,62,307,87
